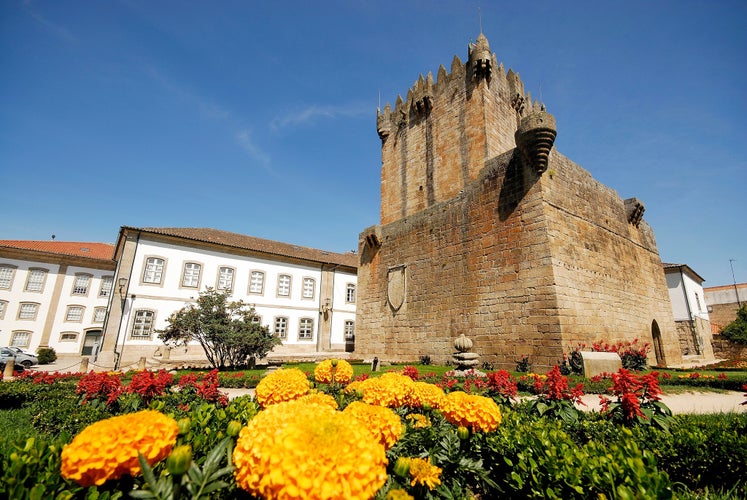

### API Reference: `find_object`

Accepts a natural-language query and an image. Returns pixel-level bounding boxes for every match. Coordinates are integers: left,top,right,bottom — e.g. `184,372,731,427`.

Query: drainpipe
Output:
679,267,700,355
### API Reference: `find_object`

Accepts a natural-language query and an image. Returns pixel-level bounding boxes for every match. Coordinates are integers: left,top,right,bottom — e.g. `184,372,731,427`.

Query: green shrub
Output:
721,305,747,344
36,347,57,365
634,413,747,493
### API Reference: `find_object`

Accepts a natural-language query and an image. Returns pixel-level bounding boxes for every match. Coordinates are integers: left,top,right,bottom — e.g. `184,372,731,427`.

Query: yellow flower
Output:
407,382,445,409
314,359,354,385
60,410,178,487
343,401,403,450
233,399,388,499
359,372,415,408
405,413,431,429
439,391,502,433
386,489,415,500
255,368,310,408
409,457,442,490
297,391,339,409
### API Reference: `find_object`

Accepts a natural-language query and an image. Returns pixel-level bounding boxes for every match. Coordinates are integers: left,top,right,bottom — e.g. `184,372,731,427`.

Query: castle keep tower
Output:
356,34,686,370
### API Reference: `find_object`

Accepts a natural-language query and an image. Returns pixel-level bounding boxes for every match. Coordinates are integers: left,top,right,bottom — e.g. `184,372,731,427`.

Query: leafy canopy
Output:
158,288,281,369
721,304,747,344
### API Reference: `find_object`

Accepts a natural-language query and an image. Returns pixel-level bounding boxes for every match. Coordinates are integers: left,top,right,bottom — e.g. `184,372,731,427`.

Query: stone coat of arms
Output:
387,265,406,311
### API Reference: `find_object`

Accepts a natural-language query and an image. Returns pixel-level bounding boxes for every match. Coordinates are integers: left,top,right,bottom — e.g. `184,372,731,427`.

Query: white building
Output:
0,241,116,355
663,263,714,360
97,227,358,369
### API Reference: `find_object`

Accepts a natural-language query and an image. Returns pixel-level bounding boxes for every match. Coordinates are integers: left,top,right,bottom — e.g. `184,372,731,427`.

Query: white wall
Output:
116,237,356,351
665,269,709,322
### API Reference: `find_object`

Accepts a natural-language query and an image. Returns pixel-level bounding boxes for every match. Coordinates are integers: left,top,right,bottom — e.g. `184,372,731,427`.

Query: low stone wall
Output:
711,337,747,360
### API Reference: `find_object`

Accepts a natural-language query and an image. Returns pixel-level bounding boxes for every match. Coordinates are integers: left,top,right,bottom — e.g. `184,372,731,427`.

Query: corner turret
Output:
515,107,557,174
468,33,492,82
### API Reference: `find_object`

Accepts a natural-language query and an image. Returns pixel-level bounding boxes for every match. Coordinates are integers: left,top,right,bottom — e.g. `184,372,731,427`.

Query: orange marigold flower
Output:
405,413,431,429
297,391,339,409
233,399,388,499
386,489,415,500
439,391,502,432
407,381,445,409
409,457,442,490
60,410,178,487
359,372,415,408
255,368,310,408
314,359,354,385
343,401,403,449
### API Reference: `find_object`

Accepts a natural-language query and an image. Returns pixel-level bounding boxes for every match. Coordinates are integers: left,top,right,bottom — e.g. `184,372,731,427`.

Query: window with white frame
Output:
346,283,356,303
0,265,16,289
11,331,31,348
217,267,234,292
59,332,79,342
250,315,262,325
302,277,315,299
17,302,39,320
344,320,355,340
182,263,201,288
143,257,165,284
25,268,48,292
298,317,314,340
249,271,265,294
0,300,7,320
274,316,288,339
93,307,107,323
131,310,155,338
99,276,114,297
65,305,84,322
72,274,92,295
277,274,291,297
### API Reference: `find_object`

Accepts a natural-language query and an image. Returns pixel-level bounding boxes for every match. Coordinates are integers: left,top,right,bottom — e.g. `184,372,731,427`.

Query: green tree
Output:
158,288,281,369
721,304,747,344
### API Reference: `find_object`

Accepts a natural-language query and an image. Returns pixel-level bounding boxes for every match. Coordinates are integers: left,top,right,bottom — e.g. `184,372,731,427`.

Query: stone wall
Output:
711,337,747,362
708,302,742,331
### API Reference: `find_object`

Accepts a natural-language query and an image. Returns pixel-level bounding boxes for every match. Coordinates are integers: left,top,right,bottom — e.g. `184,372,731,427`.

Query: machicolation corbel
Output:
514,107,557,174
624,198,646,226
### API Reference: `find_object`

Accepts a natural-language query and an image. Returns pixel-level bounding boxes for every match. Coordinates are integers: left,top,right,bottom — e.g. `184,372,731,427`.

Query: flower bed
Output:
0,362,745,498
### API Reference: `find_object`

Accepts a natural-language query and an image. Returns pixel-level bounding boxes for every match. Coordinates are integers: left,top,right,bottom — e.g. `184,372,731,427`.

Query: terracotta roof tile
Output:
128,227,358,269
0,240,115,261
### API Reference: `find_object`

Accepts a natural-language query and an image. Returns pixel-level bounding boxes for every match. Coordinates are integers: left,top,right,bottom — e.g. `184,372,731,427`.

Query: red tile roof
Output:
0,240,115,261
126,227,359,269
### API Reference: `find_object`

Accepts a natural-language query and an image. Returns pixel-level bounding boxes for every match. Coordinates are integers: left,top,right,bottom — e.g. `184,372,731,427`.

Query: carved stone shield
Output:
387,265,406,311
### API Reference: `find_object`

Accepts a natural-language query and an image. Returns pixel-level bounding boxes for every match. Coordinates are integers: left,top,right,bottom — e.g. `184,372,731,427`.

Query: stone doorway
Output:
81,329,102,356
651,320,665,366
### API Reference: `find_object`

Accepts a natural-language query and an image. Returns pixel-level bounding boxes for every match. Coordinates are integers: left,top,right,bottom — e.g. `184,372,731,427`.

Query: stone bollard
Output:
2,358,15,381
79,357,89,372
138,357,147,370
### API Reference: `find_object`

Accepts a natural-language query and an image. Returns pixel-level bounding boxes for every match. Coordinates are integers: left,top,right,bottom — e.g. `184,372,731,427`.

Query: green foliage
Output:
158,288,281,370
484,411,672,499
28,383,113,436
36,347,58,365
721,304,747,344
515,356,531,373
633,413,747,494
0,436,85,500
132,438,234,500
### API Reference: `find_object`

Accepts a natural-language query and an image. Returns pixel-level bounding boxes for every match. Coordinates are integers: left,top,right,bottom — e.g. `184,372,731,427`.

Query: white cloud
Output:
270,103,369,131
23,0,77,43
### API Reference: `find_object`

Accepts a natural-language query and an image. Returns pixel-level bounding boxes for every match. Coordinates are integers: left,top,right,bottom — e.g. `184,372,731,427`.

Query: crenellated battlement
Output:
377,33,552,225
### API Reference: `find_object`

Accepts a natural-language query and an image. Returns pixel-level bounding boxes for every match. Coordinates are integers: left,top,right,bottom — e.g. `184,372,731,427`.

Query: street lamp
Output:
730,259,741,307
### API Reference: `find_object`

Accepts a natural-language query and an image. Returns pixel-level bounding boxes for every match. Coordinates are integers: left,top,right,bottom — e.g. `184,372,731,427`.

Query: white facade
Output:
99,227,358,368
0,243,115,355
664,264,710,322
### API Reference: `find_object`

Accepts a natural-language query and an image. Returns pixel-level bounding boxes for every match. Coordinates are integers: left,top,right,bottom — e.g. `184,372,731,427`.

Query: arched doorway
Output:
651,320,665,366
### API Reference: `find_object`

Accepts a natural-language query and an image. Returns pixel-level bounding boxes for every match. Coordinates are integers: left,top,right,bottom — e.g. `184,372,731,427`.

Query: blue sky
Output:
1,0,745,287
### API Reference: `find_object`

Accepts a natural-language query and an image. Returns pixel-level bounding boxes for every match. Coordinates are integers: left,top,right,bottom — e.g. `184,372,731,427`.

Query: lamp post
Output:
113,277,128,370
730,259,741,307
